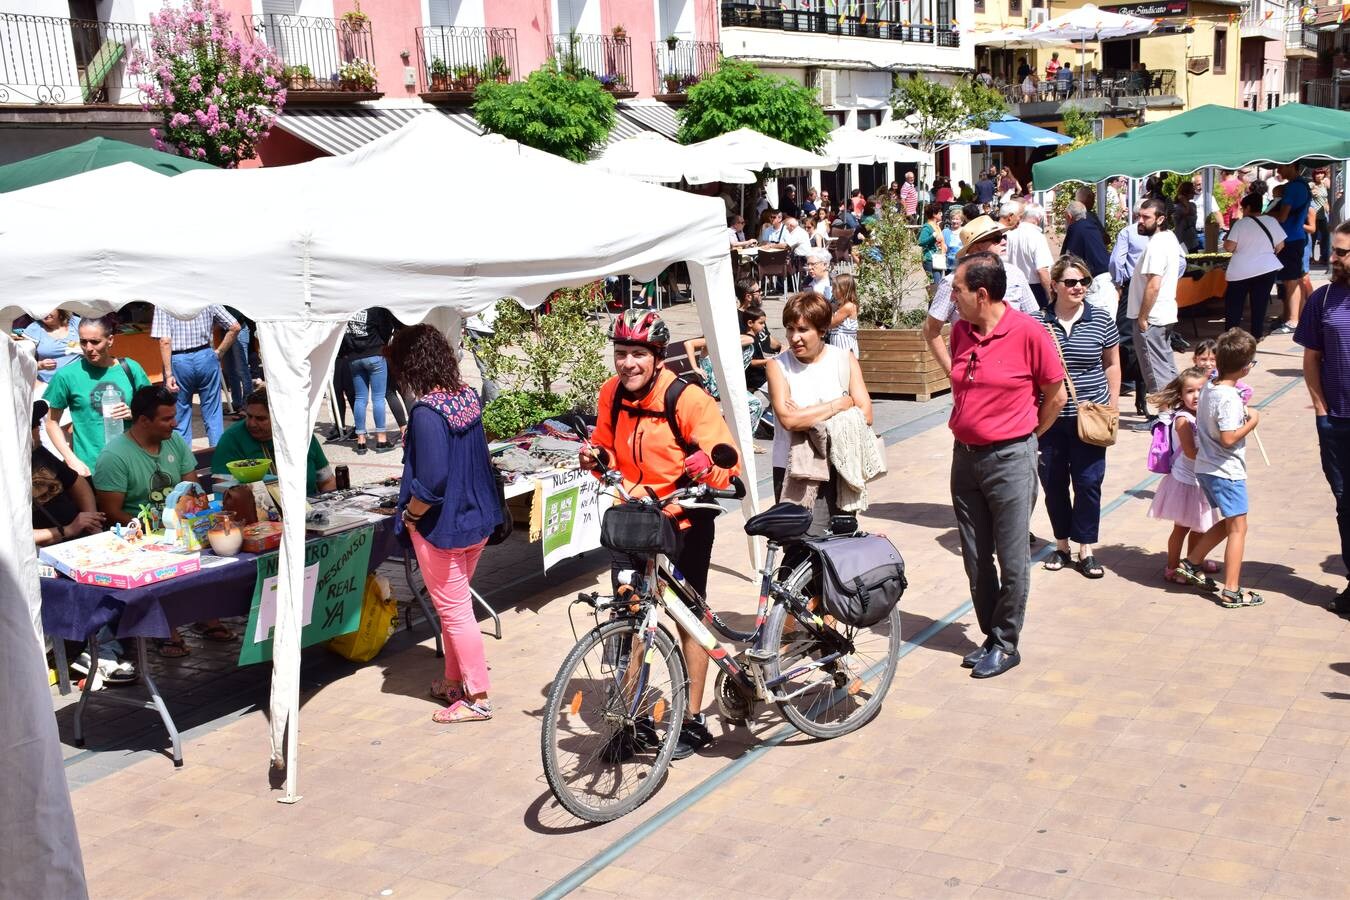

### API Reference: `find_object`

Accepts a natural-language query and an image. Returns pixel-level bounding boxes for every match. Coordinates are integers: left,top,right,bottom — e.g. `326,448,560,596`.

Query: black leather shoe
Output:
961,645,989,669
971,647,1020,679
1331,584,1350,617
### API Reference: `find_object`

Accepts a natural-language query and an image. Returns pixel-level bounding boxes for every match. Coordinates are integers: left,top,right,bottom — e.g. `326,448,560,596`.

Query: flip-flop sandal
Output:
1077,555,1104,579
155,638,189,658
191,623,236,642
1043,549,1072,571
432,699,492,724
1219,588,1264,608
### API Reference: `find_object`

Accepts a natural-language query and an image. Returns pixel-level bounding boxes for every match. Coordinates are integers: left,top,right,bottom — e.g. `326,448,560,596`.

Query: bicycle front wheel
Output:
763,557,901,740
541,617,688,823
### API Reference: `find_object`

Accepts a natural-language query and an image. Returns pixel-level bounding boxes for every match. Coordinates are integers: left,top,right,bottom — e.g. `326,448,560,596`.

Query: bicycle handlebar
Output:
585,447,746,505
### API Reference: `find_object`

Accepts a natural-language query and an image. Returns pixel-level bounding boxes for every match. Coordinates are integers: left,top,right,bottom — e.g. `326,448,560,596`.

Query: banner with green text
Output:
237,525,374,666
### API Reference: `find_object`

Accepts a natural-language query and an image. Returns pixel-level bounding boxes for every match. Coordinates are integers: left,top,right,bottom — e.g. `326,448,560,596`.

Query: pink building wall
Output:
488,0,554,80
336,0,421,99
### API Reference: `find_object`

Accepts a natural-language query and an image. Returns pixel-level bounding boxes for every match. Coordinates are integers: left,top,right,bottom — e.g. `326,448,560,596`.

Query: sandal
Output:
190,622,235,642
1076,555,1104,579
1043,549,1072,571
429,679,466,704
1219,588,1264,608
1176,560,1218,591
1163,567,1190,585
432,698,492,724
155,638,189,658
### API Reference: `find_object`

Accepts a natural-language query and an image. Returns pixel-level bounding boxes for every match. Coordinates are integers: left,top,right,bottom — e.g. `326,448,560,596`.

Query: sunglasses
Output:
1059,277,1091,288
1332,247,1350,258
965,351,979,383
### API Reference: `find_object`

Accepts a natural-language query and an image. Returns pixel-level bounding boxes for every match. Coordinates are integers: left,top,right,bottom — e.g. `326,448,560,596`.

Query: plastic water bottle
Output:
100,383,123,445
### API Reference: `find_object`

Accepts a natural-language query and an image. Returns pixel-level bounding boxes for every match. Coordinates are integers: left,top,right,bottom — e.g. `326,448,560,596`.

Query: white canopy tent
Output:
822,127,931,166
590,132,756,184
688,127,837,172
0,115,760,828
869,115,1002,145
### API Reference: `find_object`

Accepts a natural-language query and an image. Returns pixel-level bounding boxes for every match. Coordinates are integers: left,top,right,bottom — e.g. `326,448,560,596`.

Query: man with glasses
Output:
1128,198,1183,431
923,215,1041,375
1296,221,1350,615
43,315,152,477
947,253,1066,679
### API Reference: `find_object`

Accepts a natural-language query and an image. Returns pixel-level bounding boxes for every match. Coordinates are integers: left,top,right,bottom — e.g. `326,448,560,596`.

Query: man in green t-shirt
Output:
93,385,197,521
211,388,337,495
44,316,151,476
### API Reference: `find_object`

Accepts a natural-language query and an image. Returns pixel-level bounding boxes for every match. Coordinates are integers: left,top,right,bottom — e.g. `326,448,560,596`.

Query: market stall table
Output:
42,513,399,765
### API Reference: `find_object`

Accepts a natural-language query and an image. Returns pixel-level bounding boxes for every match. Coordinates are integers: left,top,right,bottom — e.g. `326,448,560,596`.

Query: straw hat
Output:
956,216,1009,259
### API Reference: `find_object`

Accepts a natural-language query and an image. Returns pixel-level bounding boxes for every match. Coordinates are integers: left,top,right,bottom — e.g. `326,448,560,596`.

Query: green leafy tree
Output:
473,65,615,163
888,75,1006,154
475,282,610,436
854,204,930,329
676,58,831,150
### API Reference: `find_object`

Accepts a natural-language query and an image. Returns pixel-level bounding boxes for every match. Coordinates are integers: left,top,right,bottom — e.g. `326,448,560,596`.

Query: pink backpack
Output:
1146,415,1174,475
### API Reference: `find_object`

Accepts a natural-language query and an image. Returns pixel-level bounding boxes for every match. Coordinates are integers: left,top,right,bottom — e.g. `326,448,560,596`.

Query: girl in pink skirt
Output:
1148,367,1224,584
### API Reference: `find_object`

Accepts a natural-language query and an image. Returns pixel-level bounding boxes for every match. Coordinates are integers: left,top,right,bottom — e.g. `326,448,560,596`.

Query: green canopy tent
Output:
0,137,212,193
1032,104,1350,188
1259,101,1350,132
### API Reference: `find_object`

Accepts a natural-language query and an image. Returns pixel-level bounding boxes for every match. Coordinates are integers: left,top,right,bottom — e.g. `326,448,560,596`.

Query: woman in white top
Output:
767,292,872,532
827,273,860,357
1221,192,1284,340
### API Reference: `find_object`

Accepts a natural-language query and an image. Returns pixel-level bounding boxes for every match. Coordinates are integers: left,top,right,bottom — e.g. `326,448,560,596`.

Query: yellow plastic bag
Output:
328,574,398,662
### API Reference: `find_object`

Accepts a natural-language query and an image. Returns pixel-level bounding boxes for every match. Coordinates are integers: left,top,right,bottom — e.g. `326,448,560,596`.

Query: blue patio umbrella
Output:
981,115,1072,149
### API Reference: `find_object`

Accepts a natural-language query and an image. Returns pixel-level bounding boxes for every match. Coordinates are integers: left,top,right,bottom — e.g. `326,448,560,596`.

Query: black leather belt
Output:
954,433,1032,453
171,344,210,355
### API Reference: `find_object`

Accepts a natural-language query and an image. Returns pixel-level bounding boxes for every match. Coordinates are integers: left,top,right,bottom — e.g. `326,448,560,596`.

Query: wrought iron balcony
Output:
0,12,153,105
652,39,719,100
1002,67,1176,104
1239,0,1286,39
719,1,960,47
416,26,517,96
548,32,635,97
1286,23,1319,58
243,14,378,95
1306,78,1348,109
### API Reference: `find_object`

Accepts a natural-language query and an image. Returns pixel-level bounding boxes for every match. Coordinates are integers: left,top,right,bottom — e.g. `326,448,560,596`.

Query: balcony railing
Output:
549,32,635,96
1239,0,1285,36
1286,23,1319,55
652,39,719,99
1306,78,1347,109
1002,67,1177,104
244,14,376,92
720,1,960,47
416,26,517,94
0,12,153,105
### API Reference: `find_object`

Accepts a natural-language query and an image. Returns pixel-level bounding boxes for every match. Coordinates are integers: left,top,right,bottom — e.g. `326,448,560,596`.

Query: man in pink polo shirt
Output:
948,252,1066,678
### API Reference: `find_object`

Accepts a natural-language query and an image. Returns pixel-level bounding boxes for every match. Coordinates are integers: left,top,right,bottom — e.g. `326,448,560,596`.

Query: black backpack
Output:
607,378,702,478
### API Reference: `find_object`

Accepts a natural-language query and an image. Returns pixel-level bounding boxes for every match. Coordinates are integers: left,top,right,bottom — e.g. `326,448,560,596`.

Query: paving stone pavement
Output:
57,318,1350,898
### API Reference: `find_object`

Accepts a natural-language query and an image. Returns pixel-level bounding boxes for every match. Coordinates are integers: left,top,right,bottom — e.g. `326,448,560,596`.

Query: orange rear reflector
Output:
570,691,583,715
652,699,666,721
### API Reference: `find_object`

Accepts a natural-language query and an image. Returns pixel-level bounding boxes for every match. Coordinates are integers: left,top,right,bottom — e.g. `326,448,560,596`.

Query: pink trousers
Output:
411,533,489,695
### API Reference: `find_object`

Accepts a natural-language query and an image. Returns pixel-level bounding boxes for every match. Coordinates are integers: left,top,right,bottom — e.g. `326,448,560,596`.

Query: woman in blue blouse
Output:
21,310,81,385
388,324,502,724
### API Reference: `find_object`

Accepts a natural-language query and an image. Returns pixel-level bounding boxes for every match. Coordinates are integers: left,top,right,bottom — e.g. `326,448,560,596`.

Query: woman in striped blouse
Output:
1037,254,1121,580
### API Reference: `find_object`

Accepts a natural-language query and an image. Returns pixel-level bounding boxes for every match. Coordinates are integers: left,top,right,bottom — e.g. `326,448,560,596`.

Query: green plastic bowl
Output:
226,458,272,484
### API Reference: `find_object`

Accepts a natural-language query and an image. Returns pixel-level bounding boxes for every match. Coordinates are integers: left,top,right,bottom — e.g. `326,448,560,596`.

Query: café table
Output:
42,513,399,766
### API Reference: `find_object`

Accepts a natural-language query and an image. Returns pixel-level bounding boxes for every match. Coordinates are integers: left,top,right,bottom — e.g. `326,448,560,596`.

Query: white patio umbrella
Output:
823,127,930,166
590,132,756,184
870,115,1002,146
1012,3,1157,41
688,127,837,172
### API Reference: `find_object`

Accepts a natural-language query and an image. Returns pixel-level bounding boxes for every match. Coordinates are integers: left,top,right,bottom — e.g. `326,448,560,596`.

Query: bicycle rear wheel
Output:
541,617,687,823
763,557,901,740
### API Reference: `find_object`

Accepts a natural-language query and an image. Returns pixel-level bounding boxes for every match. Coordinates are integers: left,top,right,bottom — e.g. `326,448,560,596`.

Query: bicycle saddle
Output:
743,502,813,541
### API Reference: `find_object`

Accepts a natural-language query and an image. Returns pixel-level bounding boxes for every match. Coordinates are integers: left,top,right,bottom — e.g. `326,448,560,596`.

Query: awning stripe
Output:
618,101,680,141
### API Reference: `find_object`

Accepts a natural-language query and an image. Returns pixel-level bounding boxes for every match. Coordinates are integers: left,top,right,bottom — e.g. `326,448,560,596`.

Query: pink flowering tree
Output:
131,0,286,167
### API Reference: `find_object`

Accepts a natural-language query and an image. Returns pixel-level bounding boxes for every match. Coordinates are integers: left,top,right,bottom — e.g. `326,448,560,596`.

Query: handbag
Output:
802,532,907,627
1044,322,1118,448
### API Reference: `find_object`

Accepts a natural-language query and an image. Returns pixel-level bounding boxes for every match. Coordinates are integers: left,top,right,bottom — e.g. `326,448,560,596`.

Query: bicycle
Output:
540,445,902,823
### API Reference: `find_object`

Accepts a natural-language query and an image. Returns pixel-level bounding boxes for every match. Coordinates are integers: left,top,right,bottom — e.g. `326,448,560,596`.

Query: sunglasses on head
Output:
1059,277,1091,288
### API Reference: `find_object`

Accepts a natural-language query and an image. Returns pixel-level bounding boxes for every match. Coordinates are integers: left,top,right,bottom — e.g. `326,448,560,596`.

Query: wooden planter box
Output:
857,327,950,401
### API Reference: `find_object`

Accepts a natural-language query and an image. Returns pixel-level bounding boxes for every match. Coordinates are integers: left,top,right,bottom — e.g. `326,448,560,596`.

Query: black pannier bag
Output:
802,533,907,628
601,503,679,556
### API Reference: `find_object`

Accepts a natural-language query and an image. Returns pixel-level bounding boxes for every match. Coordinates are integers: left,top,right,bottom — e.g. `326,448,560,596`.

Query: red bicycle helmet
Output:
609,309,671,352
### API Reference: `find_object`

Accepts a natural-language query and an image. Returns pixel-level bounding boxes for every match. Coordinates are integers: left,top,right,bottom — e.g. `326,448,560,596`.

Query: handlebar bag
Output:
802,533,907,628
601,503,679,556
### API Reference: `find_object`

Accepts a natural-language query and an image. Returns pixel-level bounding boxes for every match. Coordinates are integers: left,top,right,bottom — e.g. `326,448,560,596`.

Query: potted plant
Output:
428,57,450,91
337,57,377,91
284,63,313,90
662,73,681,94
484,55,510,83
461,64,480,90
853,202,948,400
611,23,627,39
598,73,619,92
341,1,369,32
665,34,679,50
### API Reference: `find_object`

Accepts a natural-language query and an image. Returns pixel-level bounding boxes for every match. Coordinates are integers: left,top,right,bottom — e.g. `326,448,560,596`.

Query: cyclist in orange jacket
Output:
579,310,742,758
